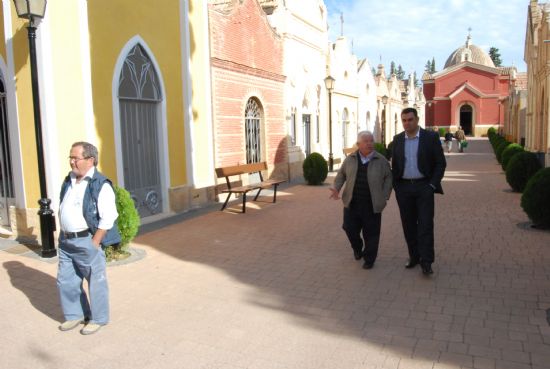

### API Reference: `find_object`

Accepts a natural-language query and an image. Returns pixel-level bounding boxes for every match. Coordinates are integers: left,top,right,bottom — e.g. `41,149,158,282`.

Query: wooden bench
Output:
343,147,356,157
215,162,285,213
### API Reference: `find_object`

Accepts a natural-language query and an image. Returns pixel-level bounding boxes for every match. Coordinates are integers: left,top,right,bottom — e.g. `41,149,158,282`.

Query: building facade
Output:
0,0,206,239
524,0,550,167
260,0,330,179
208,0,287,181
423,34,515,137
502,72,527,145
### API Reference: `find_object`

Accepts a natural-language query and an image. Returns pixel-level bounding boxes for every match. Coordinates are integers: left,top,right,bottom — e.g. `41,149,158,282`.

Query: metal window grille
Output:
245,98,262,164
342,109,349,148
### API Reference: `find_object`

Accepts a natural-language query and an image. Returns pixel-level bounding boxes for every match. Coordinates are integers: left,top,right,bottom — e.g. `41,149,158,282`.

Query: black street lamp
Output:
13,0,56,258
324,75,335,171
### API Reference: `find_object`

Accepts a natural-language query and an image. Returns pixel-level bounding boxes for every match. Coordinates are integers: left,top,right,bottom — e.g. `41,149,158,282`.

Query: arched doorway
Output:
118,44,163,218
459,104,473,135
244,98,263,163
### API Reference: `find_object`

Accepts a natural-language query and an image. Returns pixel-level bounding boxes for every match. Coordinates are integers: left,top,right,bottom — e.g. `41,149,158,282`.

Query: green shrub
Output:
374,143,387,158
521,168,550,228
303,152,328,185
491,135,504,150
386,140,394,160
438,127,446,137
505,151,542,192
487,127,497,137
501,143,524,171
105,186,141,262
495,141,510,163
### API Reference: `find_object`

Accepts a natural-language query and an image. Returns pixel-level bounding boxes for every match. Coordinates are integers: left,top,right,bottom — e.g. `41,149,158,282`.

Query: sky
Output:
324,0,528,78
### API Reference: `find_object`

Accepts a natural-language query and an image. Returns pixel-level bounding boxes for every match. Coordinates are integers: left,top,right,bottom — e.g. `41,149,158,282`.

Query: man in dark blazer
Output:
391,108,446,275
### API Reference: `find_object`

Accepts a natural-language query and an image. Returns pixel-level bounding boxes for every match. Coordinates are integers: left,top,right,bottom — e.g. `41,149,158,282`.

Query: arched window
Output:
342,108,350,148
118,44,163,218
366,111,371,129
245,98,262,163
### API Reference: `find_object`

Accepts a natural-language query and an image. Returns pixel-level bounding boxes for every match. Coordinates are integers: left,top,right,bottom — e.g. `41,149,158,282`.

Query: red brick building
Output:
423,35,515,136
208,0,287,178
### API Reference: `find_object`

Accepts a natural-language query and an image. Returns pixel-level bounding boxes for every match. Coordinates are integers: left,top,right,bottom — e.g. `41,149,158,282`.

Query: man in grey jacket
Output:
330,131,393,269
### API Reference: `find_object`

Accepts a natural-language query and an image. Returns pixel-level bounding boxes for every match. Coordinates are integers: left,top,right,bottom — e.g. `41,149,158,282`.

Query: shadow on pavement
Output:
3,261,63,322
133,139,550,368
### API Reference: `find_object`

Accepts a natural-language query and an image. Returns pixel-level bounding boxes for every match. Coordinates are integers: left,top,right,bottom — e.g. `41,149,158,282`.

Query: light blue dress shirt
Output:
359,150,375,164
403,129,424,179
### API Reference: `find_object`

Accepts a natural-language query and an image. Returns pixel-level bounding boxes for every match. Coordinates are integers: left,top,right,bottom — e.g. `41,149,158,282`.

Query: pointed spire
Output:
466,27,472,47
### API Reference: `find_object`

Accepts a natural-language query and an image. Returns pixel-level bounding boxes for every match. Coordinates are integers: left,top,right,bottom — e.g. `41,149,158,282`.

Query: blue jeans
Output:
57,235,109,325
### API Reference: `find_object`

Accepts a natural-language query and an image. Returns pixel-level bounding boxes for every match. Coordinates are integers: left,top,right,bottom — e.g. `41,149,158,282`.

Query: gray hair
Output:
357,130,375,143
72,141,98,166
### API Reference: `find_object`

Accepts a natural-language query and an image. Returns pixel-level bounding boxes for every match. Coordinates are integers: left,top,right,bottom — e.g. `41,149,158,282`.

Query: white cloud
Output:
325,0,528,76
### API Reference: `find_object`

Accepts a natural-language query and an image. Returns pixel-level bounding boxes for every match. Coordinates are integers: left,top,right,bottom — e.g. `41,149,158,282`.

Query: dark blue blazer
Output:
391,128,447,194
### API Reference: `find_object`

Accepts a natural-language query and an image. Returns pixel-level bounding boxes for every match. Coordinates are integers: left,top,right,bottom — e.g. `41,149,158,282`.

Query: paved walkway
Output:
1,139,550,369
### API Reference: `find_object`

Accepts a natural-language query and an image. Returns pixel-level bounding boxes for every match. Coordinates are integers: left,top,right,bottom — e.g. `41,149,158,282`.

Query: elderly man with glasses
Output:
57,141,120,335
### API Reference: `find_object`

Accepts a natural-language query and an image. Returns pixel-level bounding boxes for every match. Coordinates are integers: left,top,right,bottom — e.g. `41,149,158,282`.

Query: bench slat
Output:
215,162,267,178
220,185,258,193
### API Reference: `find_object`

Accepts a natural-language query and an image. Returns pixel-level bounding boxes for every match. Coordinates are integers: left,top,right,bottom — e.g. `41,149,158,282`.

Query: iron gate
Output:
0,78,14,227
118,44,163,218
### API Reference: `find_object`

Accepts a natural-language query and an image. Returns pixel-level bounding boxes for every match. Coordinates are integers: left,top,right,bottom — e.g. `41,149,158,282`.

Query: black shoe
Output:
353,250,363,260
421,263,433,275
405,259,419,269
362,261,374,269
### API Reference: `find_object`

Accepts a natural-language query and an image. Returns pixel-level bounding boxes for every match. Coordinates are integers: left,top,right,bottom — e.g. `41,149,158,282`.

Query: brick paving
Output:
1,138,550,369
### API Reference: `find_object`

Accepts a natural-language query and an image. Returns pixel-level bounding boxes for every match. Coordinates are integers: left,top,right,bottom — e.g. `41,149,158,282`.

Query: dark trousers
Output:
342,201,382,263
395,180,435,264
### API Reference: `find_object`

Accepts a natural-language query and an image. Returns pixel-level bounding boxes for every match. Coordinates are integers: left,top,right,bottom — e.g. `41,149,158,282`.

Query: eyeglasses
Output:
68,156,91,163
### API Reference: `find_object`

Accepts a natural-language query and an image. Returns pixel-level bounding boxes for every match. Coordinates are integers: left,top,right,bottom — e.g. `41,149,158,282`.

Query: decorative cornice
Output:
432,61,501,79
211,57,286,83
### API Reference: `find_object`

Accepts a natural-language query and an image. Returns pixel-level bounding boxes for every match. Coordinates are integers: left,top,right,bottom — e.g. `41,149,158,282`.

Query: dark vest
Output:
60,170,122,246
351,158,372,206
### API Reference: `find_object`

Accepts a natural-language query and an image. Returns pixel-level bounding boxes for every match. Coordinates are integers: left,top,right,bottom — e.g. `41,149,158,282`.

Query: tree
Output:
390,61,396,76
412,71,419,87
430,57,436,73
371,66,377,76
489,47,502,67
425,59,432,72
396,65,405,80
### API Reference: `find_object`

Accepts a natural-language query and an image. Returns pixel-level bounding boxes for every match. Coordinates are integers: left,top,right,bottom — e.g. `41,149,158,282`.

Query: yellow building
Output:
524,0,550,167
0,0,214,241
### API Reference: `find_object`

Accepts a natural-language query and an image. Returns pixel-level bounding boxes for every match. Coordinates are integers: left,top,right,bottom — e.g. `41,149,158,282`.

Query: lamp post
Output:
324,75,335,171
381,95,388,146
13,0,56,258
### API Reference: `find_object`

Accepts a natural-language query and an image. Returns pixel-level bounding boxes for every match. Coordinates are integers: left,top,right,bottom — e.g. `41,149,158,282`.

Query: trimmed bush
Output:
487,127,497,137
501,143,524,170
438,127,446,137
521,167,550,228
303,152,328,185
495,141,510,163
505,151,542,192
386,140,394,160
491,135,504,151
374,143,387,158
105,186,141,262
